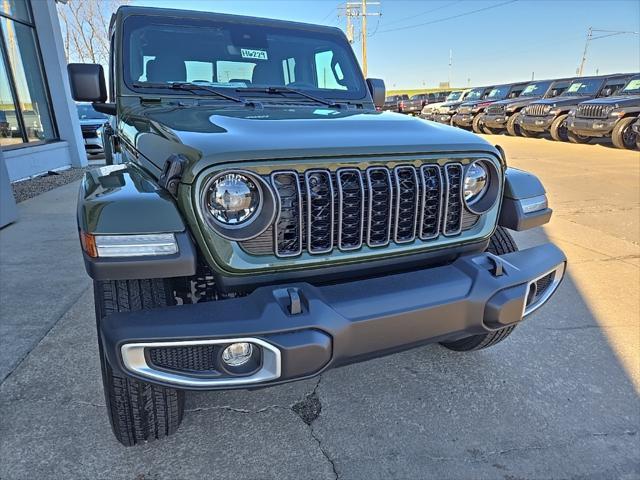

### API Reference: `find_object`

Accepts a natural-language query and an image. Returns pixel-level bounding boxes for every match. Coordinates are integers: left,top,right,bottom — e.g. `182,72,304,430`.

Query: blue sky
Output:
131,0,640,89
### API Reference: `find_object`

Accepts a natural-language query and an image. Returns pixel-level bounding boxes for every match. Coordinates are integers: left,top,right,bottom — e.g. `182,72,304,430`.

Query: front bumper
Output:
452,112,475,127
519,114,555,132
483,113,510,129
101,243,566,391
567,116,616,137
433,113,454,124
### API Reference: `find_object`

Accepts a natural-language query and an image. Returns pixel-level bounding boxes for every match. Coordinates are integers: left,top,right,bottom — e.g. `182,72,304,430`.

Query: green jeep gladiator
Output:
67,6,566,446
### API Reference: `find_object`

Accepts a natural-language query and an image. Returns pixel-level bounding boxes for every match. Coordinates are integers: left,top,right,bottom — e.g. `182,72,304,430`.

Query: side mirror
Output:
67,63,116,115
550,89,558,97
601,87,612,97
366,78,386,109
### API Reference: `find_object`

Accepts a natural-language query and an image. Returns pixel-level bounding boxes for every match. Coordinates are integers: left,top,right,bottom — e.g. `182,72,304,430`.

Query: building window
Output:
0,0,56,148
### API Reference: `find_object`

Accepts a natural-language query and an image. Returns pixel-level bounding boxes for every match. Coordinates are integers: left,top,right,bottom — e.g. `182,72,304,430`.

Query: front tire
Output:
611,117,638,150
567,129,590,144
472,113,485,134
440,228,518,352
95,279,185,446
506,112,522,136
550,114,569,142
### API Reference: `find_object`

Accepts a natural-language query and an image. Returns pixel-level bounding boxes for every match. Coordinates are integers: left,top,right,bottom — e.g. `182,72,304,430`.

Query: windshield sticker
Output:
567,83,582,93
241,48,268,60
624,79,640,90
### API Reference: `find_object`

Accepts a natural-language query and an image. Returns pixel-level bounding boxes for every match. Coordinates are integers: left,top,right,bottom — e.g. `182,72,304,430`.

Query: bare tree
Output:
57,0,129,67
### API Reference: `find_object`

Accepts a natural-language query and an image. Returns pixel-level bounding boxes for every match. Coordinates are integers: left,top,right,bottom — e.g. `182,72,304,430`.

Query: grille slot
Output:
366,167,393,247
419,165,443,239
443,164,463,236
305,170,334,254
241,162,482,256
393,166,419,243
337,169,365,250
576,104,606,119
271,171,303,257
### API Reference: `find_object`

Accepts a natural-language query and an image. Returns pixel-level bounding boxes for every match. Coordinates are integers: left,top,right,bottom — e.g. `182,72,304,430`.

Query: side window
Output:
314,50,347,90
185,61,213,83
606,82,625,95
216,61,255,84
282,58,296,85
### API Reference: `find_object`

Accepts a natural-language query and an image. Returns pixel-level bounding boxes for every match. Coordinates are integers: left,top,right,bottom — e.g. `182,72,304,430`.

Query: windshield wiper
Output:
133,82,248,105
239,86,343,108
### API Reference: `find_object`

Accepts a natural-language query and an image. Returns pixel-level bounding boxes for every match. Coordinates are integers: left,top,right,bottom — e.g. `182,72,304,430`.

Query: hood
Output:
530,95,595,107
577,95,640,108
489,95,542,108
79,118,106,127
124,104,498,183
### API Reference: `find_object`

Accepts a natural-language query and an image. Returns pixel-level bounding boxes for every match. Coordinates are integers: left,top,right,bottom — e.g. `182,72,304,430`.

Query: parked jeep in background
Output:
432,86,493,125
567,75,640,149
420,89,471,120
482,78,574,136
518,74,632,141
76,103,107,157
67,6,566,445
402,91,449,115
382,94,408,112
452,82,528,133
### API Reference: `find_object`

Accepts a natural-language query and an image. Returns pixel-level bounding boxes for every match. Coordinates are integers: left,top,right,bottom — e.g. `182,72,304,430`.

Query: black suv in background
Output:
518,74,632,141
432,86,493,125
452,82,529,133
382,94,409,112
482,78,574,136
567,74,640,149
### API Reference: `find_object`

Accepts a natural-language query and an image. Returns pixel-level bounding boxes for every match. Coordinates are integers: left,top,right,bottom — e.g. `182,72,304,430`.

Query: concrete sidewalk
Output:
0,182,90,383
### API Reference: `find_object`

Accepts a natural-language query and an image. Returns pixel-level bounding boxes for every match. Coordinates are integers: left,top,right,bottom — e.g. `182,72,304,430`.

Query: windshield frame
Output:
121,14,370,103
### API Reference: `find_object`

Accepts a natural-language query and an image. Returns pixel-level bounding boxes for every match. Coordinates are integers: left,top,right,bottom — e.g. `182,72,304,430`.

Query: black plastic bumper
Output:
100,243,566,391
483,114,509,129
519,114,554,132
452,113,474,127
567,116,616,137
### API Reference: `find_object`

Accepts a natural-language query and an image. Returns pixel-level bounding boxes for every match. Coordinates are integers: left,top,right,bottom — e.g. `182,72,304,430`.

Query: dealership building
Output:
0,0,86,226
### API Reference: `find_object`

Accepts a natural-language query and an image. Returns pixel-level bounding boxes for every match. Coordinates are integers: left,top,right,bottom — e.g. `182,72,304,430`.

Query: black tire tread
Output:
440,227,518,352
95,279,184,446
506,112,521,136
550,114,568,142
611,117,637,150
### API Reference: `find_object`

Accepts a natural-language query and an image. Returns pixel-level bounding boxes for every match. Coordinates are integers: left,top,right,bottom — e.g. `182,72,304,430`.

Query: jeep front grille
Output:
526,104,548,117
252,163,476,258
458,106,472,114
576,104,607,119
486,104,505,115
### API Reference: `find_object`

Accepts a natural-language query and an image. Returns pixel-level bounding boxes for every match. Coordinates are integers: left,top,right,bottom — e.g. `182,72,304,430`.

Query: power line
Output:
381,0,462,28
376,0,518,34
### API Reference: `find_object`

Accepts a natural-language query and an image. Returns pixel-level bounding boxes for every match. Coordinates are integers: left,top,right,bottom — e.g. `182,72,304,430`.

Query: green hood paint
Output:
119,102,501,184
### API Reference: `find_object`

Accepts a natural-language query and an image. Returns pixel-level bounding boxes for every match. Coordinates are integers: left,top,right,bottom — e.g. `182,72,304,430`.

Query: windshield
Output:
620,77,640,95
124,15,367,101
487,85,510,99
520,81,552,97
76,104,107,120
445,91,463,101
561,78,604,96
465,88,487,101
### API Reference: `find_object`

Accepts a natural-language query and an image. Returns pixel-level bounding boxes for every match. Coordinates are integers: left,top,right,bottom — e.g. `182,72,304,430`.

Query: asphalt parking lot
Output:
1,136,638,480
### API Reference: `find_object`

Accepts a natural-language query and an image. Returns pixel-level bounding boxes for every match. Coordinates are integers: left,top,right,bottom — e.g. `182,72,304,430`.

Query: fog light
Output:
222,343,254,367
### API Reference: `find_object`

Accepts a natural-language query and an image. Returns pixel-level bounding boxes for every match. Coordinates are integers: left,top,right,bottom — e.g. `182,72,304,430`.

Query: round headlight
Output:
206,172,261,225
464,162,489,204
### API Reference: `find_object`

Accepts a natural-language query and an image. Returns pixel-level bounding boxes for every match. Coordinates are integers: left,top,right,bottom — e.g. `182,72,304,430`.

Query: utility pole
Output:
578,27,639,76
339,1,381,77
448,49,452,87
